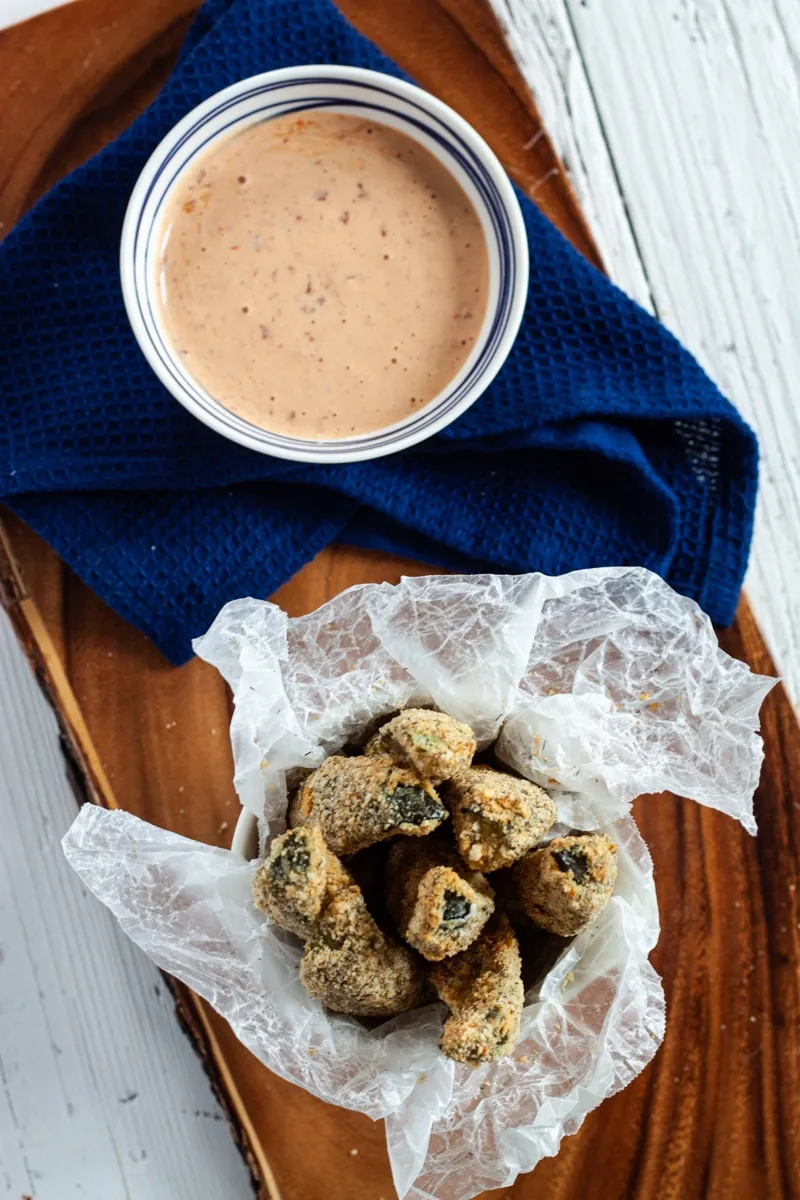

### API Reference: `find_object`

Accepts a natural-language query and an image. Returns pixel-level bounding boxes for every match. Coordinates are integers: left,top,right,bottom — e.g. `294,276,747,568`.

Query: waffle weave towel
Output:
0,0,757,662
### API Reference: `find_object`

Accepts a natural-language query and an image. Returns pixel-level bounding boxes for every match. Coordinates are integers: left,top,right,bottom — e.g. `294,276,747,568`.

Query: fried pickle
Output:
300,886,424,1016
442,765,557,872
366,708,476,783
292,755,446,855
431,914,524,1064
252,824,352,939
512,833,617,936
386,838,494,961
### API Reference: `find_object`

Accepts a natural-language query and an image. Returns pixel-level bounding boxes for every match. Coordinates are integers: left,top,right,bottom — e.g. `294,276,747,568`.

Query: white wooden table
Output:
494,0,800,710
1,1,798,1196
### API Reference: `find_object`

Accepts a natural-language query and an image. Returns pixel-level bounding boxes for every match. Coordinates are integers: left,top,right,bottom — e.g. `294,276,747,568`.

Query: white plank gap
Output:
492,0,800,709
0,607,252,1200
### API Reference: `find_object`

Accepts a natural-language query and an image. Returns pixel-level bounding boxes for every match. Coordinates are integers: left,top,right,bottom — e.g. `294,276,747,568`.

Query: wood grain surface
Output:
1,2,798,1198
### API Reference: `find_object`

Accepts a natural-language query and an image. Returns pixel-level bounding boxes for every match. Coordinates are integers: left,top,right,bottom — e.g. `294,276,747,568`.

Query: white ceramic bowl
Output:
120,65,529,464
232,807,259,860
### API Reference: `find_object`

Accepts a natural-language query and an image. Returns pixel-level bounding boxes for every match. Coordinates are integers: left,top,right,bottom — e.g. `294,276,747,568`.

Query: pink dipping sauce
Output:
156,110,490,439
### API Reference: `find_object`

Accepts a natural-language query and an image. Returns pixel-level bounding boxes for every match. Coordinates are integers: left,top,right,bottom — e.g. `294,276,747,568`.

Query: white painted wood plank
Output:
493,0,800,709
0,0,75,33
492,0,654,311
0,607,252,1200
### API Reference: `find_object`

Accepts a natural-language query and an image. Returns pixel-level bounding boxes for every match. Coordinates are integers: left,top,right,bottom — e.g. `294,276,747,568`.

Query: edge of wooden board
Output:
0,521,114,807
0,517,276,1199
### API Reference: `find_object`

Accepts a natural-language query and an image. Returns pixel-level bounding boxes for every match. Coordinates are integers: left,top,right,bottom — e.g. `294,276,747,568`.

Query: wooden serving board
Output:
1,2,798,1197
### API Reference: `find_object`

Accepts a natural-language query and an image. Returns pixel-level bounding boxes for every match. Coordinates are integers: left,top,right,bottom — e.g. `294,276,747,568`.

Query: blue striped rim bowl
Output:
120,65,529,464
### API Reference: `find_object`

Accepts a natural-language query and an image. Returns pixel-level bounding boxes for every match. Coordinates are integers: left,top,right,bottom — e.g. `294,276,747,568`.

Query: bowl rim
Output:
120,63,529,464
232,807,259,860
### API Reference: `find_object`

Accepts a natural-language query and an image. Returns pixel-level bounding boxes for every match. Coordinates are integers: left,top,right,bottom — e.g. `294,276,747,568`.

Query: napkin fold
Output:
0,0,757,662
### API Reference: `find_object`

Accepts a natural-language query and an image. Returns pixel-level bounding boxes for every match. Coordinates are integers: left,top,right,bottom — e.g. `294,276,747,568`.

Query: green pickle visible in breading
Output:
252,824,352,939
512,833,617,936
292,755,446,855
365,708,476,783
431,914,524,1064
386,838,495,961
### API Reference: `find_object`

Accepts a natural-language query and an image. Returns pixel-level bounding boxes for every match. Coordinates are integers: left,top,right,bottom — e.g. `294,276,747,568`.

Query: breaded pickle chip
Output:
366,708,476,783
293,755,446,855
387,838,494,961
252,824,351,939
300,886,424,1016
431,914,524,1064
442,765,556,872
512,833,617,936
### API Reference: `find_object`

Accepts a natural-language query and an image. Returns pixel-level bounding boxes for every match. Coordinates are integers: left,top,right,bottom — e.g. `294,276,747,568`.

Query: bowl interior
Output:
122,68,527,462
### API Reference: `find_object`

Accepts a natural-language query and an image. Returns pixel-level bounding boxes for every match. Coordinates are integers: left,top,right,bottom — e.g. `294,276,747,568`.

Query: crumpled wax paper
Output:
62,567,775,1199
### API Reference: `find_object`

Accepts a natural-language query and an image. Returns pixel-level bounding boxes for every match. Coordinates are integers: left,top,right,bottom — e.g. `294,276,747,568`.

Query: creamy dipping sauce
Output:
156,111,489,439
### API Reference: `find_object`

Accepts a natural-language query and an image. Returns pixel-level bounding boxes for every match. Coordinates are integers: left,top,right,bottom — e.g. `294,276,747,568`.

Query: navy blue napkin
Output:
0,0,757,663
